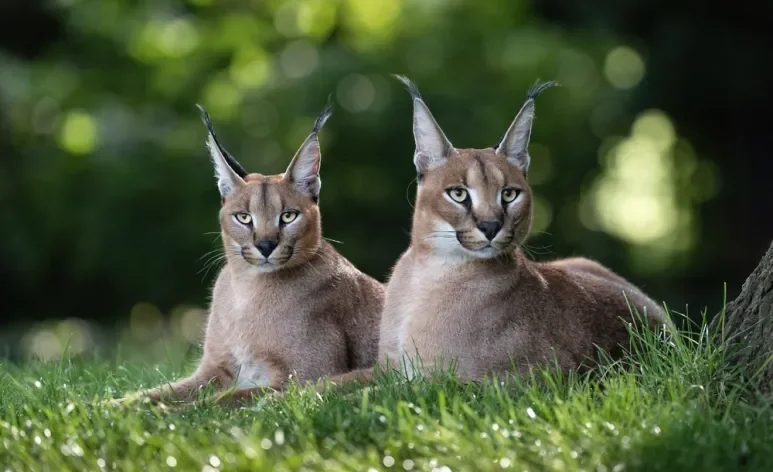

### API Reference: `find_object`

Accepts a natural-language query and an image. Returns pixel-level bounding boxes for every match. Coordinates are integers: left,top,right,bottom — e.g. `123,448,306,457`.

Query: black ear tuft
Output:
195,104,248,178
393,74,423,102
311,96,334,135
492,80,557,149
526,80,559,100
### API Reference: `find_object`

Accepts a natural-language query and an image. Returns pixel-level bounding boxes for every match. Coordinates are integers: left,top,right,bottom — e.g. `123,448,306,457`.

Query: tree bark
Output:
713,241,773,392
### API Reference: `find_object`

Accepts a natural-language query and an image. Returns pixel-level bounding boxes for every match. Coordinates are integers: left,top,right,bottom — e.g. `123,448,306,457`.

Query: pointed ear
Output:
394,75,453,174
197,105,248,198
284,101,333,202
495,81,557,173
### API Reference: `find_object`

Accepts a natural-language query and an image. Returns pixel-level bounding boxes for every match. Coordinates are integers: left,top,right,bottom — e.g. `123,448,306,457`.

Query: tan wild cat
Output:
121,103,384,405
323,77,667,386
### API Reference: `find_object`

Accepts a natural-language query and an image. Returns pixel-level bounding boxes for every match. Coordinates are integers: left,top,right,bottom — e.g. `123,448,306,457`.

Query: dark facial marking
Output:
278,191,286,213
260,182,268,210
474,154,488,187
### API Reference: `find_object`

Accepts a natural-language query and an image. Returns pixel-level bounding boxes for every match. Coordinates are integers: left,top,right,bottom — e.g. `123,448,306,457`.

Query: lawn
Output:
1,319,772,472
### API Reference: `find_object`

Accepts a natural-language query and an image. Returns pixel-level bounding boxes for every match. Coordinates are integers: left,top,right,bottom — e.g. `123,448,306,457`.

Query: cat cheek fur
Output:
276,206,321,268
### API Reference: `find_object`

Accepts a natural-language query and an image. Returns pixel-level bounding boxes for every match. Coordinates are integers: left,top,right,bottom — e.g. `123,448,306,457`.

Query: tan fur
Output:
120,106,384,404
322,79,668,386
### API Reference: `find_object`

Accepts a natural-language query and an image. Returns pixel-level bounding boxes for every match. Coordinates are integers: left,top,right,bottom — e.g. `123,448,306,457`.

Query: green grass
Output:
1,320,772,472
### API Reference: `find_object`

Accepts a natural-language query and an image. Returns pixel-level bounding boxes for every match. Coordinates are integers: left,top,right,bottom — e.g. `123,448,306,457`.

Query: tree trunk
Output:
713,241,773,392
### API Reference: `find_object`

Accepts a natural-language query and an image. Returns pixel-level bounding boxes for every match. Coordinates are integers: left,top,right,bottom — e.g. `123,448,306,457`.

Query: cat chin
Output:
234,256,280,274
253,264,279,274
427,245,502,264
459,245,502,260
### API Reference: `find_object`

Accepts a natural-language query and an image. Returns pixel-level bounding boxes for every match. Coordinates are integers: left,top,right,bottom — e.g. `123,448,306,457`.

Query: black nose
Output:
255,240,278,257
477,221,502,241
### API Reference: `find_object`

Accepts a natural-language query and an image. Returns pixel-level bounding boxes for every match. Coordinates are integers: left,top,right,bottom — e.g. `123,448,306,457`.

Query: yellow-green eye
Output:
235,213,252,225
502,188,519,203
281,211,298,224
447,188,468,203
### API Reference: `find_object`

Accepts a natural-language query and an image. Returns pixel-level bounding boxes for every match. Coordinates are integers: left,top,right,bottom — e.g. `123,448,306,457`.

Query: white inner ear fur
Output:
412,99,453,172
496,100,535,172
207,134,245,197
285,134,321,197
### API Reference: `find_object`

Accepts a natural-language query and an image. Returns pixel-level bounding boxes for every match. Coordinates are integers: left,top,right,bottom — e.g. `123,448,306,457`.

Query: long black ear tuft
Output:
526,80,558,101
493,81,558,150
283,99,334,201
310,95,334,135
393,74,423,102
392,74,454,173
494,80,557,172
195,104,248,179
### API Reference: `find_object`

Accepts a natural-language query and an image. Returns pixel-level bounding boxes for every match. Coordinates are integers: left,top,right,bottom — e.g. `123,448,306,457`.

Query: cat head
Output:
199,102,332,273
395,75,555,260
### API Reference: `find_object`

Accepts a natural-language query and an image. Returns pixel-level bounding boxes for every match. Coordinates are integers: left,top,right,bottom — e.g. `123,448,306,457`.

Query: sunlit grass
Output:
1,317,772,471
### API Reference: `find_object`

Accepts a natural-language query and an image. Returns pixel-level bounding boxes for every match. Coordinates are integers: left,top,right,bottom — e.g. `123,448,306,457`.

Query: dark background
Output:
1,0,771,358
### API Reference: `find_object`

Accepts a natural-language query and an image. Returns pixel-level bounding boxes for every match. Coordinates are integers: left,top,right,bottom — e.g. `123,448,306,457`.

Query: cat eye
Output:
280,211,298,224
234,212,252,225
502,188,520,203
447,188,469,203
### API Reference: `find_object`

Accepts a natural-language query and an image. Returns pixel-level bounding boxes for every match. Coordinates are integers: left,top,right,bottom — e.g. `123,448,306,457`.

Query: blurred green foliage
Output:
1,0,771,357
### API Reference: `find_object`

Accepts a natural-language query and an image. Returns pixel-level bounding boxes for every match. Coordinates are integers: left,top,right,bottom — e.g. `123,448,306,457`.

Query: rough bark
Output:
713,241,773,392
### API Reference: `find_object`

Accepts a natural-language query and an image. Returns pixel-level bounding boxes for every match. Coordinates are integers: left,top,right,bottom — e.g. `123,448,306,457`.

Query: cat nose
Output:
477,221,502,241
255,240,278,257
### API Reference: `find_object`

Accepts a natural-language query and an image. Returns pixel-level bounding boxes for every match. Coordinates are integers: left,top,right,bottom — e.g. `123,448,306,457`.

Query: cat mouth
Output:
460,242,500,257
455,237,507,258
240,249,275,267
241,247,293,268
456,233,497,253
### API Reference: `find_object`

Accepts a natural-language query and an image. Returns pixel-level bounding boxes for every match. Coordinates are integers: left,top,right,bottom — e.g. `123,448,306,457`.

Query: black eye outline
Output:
234,212,252,225
446,187,469,203
280,210,299,225
501,188,521,204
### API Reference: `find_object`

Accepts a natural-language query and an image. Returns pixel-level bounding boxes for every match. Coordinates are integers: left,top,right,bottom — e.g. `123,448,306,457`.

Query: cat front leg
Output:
111,361,233,406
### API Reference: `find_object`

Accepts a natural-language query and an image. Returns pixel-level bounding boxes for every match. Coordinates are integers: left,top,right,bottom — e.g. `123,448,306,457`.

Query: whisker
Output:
196,238,242,281
322,236,344,245
199,256,226,280
422,234,456,241
405,176,417,210
523,243,553,256
304,259,323,278
197,248,223,262
302,250,327,278
520,246,539,261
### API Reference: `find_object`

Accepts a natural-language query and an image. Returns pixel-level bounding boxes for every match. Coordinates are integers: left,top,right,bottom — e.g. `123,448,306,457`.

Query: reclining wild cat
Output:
320,76,668,386
115,103,384,406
